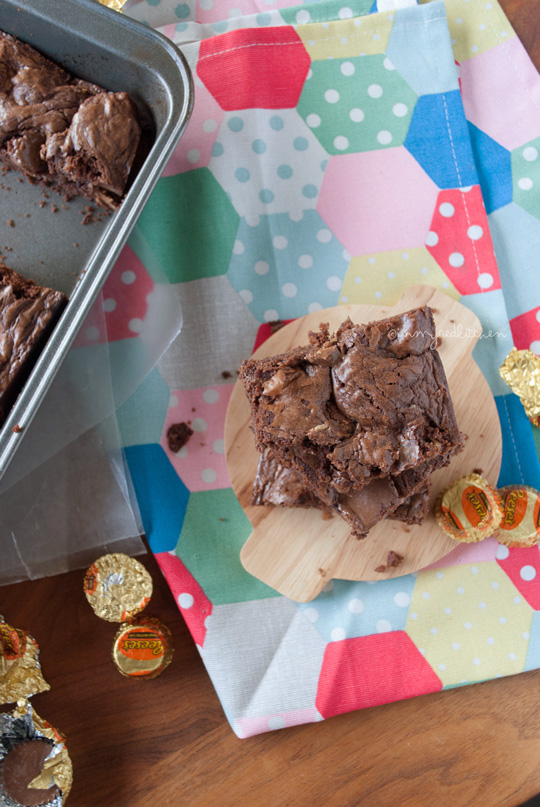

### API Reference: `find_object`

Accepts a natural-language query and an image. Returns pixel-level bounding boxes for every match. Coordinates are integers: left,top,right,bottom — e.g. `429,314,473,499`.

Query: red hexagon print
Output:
156,552,213,647
426,186,500,296
509,306,540,353
316,631,442,719
198,27,311,111
496,545,540,611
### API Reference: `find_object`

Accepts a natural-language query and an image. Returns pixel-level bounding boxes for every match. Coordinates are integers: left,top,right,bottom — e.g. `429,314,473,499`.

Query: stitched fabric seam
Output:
502,394,524,482
198,16,446,60
426,12,483,284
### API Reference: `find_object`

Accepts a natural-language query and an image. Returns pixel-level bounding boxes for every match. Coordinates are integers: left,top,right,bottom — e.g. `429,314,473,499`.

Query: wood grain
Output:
1,2,539,806
226,286,502,600
3,550,540,807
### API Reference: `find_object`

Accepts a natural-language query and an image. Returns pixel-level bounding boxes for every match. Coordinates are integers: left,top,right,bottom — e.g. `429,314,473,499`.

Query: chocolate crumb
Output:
472,468,483,475
51,204,58,213
24,213,30,218
386,550,404,568
435,336,442,348
374,565,387,573
73,242,79,248
321,510,334,521
318,567,326,577
39,200,46,208
167,422,193,453
268,319,285,334
221,370,232,379
7,219,14,227
12,424,23,433
219,518,227,522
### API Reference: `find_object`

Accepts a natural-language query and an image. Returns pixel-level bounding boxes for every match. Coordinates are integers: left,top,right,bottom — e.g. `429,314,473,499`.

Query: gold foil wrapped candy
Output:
497,485,540,547
0,618,50,704
112,616,173,680
435,473,503,543
499,347,540,427
98,0,127,10
0,700,72,806
84,553,153,623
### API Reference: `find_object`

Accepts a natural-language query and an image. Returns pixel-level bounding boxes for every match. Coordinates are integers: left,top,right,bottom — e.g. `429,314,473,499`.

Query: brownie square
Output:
251,446,438,536
0,32,141,209
240,307,465,537
0,263,67,426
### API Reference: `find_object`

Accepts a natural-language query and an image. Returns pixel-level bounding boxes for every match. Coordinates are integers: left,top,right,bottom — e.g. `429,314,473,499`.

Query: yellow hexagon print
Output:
339,248,460,306
406,564,533,687
440,0,516,63
296,14,394,61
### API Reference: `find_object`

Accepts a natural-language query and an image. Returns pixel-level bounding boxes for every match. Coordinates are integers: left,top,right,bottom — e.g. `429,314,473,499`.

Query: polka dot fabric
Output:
161,385,233,491
119,0,540,737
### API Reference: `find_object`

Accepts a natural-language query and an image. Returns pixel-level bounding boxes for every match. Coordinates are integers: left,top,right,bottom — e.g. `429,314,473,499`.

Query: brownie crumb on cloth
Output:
167,422,193,453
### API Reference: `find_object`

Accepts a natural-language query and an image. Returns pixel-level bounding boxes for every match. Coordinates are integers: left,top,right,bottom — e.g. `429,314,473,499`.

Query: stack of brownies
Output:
239,306,466,539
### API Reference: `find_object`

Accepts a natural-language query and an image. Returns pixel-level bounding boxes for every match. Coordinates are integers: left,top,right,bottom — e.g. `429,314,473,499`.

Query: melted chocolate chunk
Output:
1,739,60,806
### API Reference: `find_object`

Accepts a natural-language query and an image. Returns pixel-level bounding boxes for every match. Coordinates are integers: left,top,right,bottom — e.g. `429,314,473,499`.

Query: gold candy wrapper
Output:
0,701,72,806
98,0,127,10
112,616,173,679
435,473,503,543
497,485,540,547
499,347,540,426
0,618,50,704
84,553,153,622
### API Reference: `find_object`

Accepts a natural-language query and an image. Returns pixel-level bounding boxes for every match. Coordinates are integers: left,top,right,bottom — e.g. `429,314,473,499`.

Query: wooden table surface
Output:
2,2,540,805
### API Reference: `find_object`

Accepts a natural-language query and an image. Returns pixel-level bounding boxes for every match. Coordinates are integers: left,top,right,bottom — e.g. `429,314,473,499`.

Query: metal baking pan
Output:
0,0,193,481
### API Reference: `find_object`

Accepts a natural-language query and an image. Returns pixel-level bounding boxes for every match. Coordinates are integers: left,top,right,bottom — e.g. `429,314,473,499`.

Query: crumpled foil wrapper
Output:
0,618,50,704
0,701,72,805
98,0,126,9
84,553,153,622
500,347,540,426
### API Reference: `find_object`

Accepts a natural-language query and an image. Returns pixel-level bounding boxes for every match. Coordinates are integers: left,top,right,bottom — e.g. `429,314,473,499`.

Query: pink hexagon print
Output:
161,81,224,177
198,27,311,111
426,186,501,295
74,245,154,347
317,147,439,255
161,384,233,492
316,631,442,718
460,38,540,152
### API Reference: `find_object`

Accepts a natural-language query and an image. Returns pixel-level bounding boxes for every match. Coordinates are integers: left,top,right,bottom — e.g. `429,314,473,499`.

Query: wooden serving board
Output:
224,285,503,602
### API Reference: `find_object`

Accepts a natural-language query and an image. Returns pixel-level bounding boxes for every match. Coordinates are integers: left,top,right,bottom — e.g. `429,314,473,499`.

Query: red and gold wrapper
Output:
0,619,50,704
496,485,540,547
112,616,173,680
84,553,153,622
435,473,503,543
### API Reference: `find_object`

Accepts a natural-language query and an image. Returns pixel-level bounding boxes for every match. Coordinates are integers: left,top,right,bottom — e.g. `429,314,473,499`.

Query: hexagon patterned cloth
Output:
113,0,540,736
